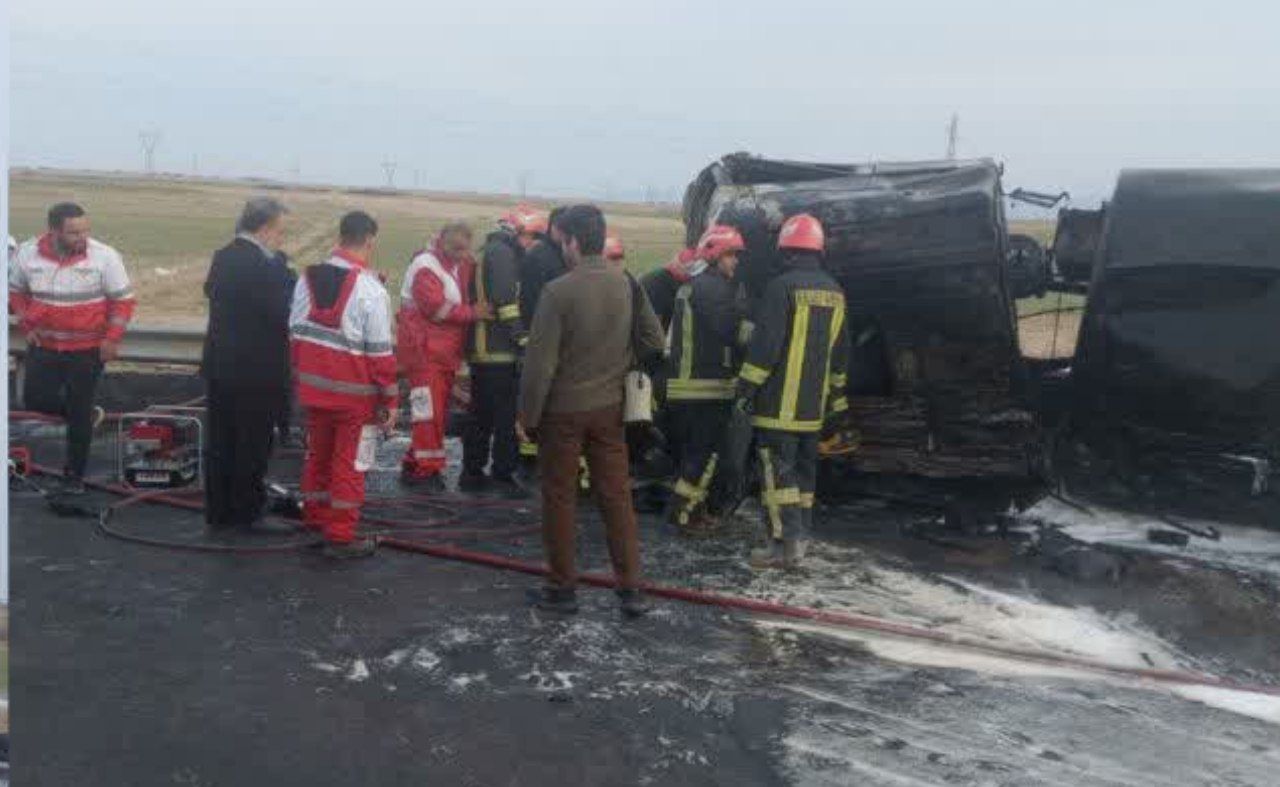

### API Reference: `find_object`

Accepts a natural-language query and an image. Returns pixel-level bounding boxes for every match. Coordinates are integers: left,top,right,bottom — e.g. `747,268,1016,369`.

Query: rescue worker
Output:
290,211,398,559
516,207,567,475
665,225,747,535
397,222,492,490
736,214,849,569
9,203,135,494
640,247,703,331
461,205,545,496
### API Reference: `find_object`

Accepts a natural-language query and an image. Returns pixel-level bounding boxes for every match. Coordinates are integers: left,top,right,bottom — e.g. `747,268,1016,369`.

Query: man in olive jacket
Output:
518,204,665,618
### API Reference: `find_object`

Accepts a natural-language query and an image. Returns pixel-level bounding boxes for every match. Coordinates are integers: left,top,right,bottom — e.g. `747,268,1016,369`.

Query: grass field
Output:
10,169,1076,356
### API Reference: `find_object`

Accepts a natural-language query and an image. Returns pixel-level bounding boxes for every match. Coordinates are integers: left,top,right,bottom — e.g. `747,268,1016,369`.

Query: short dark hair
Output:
236,196,289,234
339,211,379,246
549,206,568,231
559,204,605,255
48,202,86,230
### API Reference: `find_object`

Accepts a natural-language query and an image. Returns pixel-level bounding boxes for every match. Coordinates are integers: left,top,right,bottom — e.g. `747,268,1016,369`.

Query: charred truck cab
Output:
683,154,1044,514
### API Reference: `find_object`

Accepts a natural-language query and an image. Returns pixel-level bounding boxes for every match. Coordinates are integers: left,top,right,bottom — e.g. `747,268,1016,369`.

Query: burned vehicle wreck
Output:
1058,169,1280,526
682,154,1044,512
682,154,1280,528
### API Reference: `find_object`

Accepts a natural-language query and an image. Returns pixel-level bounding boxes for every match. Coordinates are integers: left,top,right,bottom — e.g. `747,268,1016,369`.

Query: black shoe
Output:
242,518,300,535
490,475,531,500
617,588,652,619
57,476,87,496
458,472,489,493
525,586,579,615
323,537,378,559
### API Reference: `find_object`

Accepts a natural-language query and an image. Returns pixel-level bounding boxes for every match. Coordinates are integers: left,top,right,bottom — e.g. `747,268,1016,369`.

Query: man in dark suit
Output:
201,197,295,534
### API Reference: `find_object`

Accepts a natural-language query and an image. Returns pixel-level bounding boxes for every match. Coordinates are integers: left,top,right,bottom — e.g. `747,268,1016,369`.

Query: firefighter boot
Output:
748,540,787,570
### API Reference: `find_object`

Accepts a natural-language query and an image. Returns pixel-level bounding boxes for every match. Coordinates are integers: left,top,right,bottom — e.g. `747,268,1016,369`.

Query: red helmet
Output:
501,203,548,235
695,224,746,262
777,213,825,252
603,234,625,261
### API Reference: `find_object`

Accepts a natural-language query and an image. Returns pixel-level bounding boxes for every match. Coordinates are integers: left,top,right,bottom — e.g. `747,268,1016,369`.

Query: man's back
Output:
203,237,291,391
519,256,663,426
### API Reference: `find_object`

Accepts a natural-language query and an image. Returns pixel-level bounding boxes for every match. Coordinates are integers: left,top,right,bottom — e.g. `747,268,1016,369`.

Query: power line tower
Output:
517,171,530,198
381,158,398,188
946,113,959,160
139,130,161,174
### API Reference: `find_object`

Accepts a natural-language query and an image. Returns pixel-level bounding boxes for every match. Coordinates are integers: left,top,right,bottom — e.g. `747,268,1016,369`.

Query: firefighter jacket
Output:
468,229,525,365
396,242,476,374
664,270,744,402
9,234,135,352
289,249,398,415
519,236,565,322
737,254,850,432
641,258,707,331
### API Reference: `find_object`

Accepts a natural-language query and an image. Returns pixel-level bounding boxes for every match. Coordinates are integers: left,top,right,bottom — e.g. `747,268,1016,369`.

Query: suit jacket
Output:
201,237,292,394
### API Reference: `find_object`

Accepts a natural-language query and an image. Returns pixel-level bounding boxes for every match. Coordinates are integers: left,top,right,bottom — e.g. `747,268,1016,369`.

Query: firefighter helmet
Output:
604,234,625,261
777,213,824,252
501,204,548,235
695,224,746,263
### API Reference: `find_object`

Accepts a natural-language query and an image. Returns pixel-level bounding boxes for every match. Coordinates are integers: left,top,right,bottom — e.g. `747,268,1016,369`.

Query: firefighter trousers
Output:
463,363,519,480
402,364,455,478
668,400,731,522
301,406,370,544
756,428,818,541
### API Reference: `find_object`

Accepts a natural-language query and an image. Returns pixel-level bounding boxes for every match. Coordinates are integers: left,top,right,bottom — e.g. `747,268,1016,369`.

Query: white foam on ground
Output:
1172,685,1280,726
1026,498,1280,579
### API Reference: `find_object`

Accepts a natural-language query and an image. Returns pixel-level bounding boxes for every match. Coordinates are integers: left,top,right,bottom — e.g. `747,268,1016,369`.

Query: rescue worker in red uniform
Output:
736,214,849,570
9,202,135,493
461,204,546,497
290,211,398,559
397,221,492,490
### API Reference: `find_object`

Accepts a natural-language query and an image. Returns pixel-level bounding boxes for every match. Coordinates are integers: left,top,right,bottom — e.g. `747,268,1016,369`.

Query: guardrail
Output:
8,320,205,366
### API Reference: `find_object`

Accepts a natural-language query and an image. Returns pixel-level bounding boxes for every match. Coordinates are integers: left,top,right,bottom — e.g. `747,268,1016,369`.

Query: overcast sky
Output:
9,0,1279,207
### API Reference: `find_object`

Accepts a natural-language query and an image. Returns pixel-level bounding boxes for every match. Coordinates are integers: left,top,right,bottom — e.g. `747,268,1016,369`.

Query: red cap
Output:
777,213,825,253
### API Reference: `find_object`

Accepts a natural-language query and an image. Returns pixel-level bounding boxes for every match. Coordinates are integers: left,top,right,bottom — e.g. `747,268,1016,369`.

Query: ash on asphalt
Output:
9,424,1280,786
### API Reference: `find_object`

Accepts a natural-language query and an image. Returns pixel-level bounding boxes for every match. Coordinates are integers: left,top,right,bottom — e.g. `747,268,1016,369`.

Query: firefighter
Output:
290,211,398,559
736,214,849,569
9,203,135,494
640,247,704,332
664,224,747,535
397,221,493,490
461,205,546,496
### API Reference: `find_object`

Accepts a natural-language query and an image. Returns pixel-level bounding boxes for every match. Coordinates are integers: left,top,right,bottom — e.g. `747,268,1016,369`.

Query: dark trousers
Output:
463,363,519,480
756,429,819,541
539,405,641,591
205,381,281,528
24,347,104,479
668,400,732,520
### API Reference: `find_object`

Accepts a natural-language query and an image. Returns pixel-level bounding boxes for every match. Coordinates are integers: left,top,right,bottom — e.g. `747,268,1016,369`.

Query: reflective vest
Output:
290,250,398,413
738,257,850,432
8,234,135,351
468,230,525,364
664,270,742,402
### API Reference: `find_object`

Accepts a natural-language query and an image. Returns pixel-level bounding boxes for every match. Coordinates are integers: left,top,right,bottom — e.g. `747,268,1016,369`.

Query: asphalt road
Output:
7,428,1280,786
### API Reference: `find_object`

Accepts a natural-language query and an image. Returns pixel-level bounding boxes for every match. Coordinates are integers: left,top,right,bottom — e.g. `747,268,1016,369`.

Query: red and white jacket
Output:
395,240,477,373
289,250,398,414
8,234,136,352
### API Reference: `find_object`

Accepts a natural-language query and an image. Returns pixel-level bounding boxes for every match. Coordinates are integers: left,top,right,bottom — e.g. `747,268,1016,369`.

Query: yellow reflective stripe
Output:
737,319,754,347
677,286,694,382
758,446,783,539
779,301,810,423
699,453,719,495
667,378,735,400
519,440,539,456
830,373,848,388
829,396,849,414
497,303,520,321
673,478,704,502
823,304,846,413
473,257,488,358
799,492,815,509
739,363,769,386
471,353,516,364
794,289,843,308
763,487,801,506
751,415,822,433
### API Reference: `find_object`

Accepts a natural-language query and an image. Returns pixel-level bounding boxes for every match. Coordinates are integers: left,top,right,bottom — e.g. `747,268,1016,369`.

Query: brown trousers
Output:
538,404,641,590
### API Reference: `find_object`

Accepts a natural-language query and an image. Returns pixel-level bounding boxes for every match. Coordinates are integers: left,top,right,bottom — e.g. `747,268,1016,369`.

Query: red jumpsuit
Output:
290,249,399,544
396,241,477,478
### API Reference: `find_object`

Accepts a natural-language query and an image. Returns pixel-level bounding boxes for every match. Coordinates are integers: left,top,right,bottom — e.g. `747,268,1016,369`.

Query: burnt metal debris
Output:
682,154,1280,528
